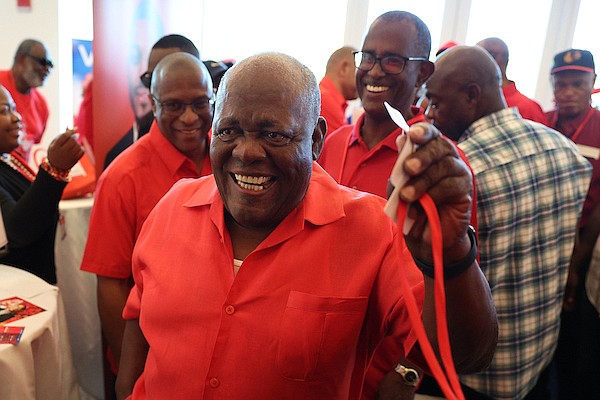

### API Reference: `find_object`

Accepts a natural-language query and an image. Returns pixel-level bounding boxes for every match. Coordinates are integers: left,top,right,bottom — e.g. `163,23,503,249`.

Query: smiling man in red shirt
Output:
115,52,497,400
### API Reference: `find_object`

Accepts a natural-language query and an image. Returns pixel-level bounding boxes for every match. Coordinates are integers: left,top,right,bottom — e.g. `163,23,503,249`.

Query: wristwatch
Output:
394,364,420,387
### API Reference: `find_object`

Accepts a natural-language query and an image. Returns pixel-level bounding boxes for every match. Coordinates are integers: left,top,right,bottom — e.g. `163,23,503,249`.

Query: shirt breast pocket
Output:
277,291,368,381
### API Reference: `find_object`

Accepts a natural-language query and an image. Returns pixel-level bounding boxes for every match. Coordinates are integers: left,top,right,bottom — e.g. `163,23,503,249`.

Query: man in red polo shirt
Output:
80,53,213,391
319,13,480,398
318,11,433,199
115,52,497,400
319,46,359,135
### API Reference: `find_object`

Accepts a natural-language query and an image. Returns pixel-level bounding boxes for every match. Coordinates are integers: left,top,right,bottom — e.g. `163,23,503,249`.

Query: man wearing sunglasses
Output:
0,39,53,163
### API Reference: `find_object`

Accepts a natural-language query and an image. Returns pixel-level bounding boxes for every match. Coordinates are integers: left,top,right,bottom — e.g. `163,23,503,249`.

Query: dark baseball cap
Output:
551,49,595,74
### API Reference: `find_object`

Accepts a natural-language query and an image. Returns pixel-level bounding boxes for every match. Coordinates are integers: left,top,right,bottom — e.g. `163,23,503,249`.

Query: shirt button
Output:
360,162,366,167
225,305,235,315
209,377,220,388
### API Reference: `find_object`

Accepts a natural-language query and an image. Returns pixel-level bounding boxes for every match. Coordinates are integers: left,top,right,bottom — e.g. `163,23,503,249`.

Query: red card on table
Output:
0,326,24,344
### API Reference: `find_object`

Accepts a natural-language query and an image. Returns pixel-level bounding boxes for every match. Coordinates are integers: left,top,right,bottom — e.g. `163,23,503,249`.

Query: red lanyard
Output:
569,107,594,143
396,195,465,400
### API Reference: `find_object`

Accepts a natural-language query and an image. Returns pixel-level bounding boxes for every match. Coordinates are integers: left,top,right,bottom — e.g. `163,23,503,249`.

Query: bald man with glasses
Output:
0,39,53,162
81,53,214,389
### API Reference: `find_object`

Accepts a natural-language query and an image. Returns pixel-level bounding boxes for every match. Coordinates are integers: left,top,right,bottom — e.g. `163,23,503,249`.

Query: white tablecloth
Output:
0,265,79,400
55,197,104,400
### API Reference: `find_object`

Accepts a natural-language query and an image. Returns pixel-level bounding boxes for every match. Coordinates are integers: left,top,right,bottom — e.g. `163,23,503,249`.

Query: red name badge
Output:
0,326,25,344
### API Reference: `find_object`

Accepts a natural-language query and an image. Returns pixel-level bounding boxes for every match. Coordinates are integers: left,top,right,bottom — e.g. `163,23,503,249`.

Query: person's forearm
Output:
116,319,148,400
97,276,131,364
422,261,498,373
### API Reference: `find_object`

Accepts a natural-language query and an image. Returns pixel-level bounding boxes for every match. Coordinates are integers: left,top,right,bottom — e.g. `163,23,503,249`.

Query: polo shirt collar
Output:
183,162,347,246
351,106,425,150
148,121,198,175
351,113,398,151
547,105,594,132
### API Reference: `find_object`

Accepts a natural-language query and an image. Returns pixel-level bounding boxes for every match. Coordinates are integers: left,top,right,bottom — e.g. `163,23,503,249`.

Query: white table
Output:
55,197,105,400
0,265,79,400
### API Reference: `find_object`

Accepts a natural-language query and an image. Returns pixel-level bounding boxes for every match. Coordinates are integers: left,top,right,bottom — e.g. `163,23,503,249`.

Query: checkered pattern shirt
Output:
457,108,592,399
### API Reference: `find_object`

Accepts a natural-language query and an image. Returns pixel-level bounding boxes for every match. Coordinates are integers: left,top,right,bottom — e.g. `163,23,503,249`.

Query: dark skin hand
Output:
397,123,472,263
390,122,497,373
46,127,84,170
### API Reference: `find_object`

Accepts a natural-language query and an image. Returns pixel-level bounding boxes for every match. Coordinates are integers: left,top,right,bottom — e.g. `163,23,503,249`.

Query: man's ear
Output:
149,93,157,116
312,116,327,160
465,83,481,104
416,60,435,87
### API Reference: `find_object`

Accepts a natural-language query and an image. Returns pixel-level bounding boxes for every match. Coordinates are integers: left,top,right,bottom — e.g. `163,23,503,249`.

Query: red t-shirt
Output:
318,108,427,198
81,121,211,278
123,164,425,400
503,82,547,125
319,76,349,135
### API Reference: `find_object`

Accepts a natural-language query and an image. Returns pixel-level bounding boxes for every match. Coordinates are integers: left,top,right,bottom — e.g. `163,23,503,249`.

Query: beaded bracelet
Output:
412,225,477,280
40,158,71,182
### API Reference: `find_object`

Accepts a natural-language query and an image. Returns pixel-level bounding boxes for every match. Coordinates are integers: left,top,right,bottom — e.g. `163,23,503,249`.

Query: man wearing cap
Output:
546,48,600,399
0,39,52,162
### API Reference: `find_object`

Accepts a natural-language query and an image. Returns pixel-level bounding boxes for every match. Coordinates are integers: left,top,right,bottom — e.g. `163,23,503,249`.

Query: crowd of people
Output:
1,8,598,400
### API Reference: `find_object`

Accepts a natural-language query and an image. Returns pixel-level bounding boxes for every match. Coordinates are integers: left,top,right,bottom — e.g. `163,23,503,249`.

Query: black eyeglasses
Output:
353,51,428,74
26,54,54,69
140,72,152,89
152,96,215,115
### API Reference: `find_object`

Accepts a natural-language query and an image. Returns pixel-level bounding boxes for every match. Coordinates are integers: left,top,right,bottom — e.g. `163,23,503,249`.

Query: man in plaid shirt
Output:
419,45,592,399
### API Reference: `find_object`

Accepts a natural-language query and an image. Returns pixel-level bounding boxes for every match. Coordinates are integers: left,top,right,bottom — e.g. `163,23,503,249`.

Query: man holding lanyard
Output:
546,48,600,399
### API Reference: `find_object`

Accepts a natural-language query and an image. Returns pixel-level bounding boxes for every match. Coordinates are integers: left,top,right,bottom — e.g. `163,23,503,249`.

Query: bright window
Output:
201,0,348,80
572,0,600,84
465,0,552,99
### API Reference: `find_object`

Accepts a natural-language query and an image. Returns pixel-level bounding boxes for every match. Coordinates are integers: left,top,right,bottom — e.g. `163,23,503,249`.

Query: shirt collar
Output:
148,121,203,176
183,162,346,228
350,106,426,150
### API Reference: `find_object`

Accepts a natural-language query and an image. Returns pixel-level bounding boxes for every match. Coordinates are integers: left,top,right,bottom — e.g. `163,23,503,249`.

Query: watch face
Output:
394,364,420,386
404,369,418,383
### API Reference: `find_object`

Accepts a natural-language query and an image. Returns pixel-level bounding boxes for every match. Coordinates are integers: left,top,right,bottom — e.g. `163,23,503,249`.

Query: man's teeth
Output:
234,174,270,191
366,85,388,93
